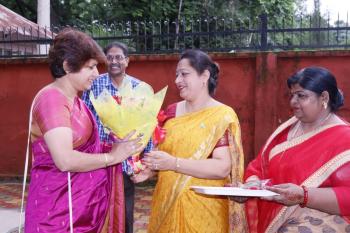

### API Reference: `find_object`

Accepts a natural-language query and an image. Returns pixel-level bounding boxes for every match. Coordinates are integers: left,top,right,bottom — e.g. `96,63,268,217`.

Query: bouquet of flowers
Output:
90,82,167,174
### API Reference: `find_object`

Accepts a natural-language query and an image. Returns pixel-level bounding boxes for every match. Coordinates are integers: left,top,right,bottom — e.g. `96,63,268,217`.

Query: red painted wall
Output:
1,51,350,177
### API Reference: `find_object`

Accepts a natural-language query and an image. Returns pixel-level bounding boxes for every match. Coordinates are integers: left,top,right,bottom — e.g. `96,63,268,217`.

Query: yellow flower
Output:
90,82,167,148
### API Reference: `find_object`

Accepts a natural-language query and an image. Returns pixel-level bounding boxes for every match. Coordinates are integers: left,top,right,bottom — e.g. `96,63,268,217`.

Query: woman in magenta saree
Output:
26,88,110,232
24,28,142,233
243,67,350,233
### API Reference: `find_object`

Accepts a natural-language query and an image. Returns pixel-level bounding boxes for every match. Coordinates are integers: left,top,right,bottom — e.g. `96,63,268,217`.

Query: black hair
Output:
287,66,344,112
180,49,219,96
103,41,129,57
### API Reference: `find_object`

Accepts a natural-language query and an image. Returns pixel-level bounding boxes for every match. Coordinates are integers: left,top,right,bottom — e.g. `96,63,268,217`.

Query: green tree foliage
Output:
0,0,37,22
1,0,348,52
0,0,301,52
1,0,299,25
235,0,295,21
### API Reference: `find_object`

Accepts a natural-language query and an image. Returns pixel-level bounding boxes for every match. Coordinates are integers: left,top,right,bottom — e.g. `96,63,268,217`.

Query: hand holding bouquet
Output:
90,82,167,174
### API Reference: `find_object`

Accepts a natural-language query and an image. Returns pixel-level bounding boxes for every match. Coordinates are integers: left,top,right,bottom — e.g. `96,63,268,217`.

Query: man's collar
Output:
106,73,131,90
103,73,114,88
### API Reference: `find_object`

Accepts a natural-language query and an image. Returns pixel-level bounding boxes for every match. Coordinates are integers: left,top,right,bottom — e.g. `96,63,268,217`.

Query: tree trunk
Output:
174,0,183,50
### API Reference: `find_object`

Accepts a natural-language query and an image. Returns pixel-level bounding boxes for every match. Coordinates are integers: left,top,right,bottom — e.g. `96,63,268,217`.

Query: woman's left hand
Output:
261,183,304,206
143,150,176,171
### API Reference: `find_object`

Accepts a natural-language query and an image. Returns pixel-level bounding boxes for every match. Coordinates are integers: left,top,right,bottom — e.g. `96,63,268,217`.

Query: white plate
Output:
190,186,279,197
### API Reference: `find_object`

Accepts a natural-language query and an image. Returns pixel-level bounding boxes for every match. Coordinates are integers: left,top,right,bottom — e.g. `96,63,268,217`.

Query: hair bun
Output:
210,62,219,81
208,62,219,95
333,89,344,110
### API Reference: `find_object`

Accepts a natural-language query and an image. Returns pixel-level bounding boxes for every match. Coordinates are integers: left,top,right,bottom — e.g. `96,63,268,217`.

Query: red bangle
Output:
300,185,308,208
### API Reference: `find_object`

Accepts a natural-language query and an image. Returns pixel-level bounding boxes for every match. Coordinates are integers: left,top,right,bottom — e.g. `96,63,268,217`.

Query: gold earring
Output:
323,102,327,109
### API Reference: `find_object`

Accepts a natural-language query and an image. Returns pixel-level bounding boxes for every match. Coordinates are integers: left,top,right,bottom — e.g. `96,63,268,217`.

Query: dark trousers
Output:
123,173,135,233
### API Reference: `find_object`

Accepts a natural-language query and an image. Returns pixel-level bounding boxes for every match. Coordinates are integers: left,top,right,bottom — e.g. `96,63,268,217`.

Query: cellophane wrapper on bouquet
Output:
90,82,167,174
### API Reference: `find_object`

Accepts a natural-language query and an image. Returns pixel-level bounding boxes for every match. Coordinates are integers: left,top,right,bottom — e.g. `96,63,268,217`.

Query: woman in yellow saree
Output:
141,49,247,233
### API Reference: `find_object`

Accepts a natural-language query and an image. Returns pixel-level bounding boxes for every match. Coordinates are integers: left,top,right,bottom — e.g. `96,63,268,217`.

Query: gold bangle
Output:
104,153,109,167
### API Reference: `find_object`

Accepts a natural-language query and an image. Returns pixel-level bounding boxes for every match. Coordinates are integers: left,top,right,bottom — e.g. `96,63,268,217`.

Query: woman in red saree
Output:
24,28,142,233
243,67,350,233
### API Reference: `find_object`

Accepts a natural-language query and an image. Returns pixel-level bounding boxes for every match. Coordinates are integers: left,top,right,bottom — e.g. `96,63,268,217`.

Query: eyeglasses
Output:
106,54,127,62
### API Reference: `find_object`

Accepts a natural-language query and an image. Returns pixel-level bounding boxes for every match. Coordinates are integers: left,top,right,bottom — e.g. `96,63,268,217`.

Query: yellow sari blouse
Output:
148,104,247,233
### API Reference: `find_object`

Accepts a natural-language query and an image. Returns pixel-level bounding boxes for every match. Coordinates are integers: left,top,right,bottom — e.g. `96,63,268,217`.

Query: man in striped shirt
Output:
82,42,152,233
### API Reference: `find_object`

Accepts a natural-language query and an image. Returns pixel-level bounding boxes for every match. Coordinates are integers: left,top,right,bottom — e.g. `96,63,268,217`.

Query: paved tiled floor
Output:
134,183,154,233
0,182,154,233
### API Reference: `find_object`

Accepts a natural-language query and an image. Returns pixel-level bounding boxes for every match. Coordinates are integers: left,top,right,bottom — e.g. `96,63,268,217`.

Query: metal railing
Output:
1,13,349,58
0,26,54,57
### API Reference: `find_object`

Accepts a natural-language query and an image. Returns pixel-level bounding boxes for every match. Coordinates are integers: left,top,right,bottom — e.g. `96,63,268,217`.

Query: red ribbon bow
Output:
112,95,122,105
152,110,167,145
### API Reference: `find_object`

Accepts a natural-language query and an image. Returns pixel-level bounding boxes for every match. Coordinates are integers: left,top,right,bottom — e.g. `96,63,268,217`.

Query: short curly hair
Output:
48,28,106,79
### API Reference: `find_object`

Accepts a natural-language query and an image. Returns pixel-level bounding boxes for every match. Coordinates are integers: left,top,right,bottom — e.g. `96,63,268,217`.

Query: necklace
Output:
289,112,333,141
279,112,333,163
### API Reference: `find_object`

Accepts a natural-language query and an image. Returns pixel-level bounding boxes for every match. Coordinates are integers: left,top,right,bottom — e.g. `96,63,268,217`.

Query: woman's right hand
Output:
109,130,144,165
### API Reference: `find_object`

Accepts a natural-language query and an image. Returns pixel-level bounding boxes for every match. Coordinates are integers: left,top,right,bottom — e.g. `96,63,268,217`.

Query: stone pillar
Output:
37,0,50,55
